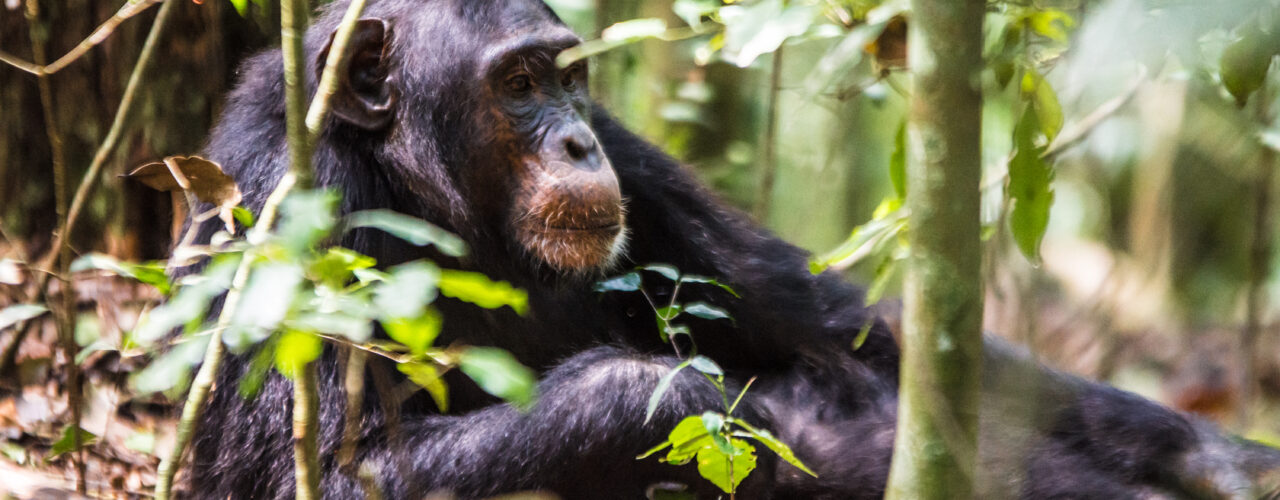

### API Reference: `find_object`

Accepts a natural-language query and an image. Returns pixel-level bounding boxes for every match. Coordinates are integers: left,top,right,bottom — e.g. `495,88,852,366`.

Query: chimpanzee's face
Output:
320,0,628,275
476,20,627,274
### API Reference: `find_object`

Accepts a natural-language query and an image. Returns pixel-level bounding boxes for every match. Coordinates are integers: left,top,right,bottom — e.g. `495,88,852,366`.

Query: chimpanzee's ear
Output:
317,19,396,130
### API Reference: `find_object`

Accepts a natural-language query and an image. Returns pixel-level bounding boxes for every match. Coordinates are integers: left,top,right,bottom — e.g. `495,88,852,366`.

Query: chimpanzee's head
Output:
311,0,626,276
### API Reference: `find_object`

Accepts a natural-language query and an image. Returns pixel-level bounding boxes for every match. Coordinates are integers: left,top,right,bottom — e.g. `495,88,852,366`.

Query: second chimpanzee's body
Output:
184,0,1280,498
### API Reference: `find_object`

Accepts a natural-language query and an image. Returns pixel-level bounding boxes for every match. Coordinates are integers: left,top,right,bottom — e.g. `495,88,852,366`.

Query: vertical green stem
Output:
25,0,85,492
885,1,986,499
281,0,312,187
293,361,322,500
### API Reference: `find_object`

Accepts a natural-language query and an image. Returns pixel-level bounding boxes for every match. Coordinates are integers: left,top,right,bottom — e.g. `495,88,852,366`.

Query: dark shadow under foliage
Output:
179,0,1280,499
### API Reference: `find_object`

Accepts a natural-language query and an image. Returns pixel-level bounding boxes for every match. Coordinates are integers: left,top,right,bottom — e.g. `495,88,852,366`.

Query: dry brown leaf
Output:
865,15,907,74
125,156,243,233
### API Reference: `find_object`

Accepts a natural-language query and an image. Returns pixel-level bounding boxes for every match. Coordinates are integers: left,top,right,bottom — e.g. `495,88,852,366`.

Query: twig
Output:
0,0,164,76
293,360,321,500
25,0,84,491
754,47,784,220
305,0,368,144
0,0,178,386
34,0,178,276
1239,79,1274,429
154,172,298,500
338,348,367,468
1041,67,1147,161
281,0,312,188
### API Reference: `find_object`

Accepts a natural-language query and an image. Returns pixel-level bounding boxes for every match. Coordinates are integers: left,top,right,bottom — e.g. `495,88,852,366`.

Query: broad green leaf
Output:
438,270,528,315
696,439,756,493
665,416,714,464
1027,9,1074,42
601,18,667,43
701,412,734,455
678,275,740,298
232,206,255,228
274,330,323,380
347,210,467,257
673,0,719,28
70,254,171,294
381,308,443,356
656,304,683,320
459,347,536,409
1221,24,1278,106
890,120,906,199
683,302,730,321
238,341,276,398
48,426,97,461
374,261,441,320
663,323,691,341
229,0,249,16
1007,105,1055,263
641,263,680,282
132,335,210,395
0,304,46,332
646,359,692,423
721,0,815,67
132,254,239,344
398,362,449,412
288,313,372,343
689,355,723,376
228,263,304,351
276,190,339,254
735,420,817,477
1022,71,1063,142
309,247,376,290
594,271,642,292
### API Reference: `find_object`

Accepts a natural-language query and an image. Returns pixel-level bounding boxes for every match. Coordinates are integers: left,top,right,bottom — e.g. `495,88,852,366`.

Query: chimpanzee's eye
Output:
506,74,533,94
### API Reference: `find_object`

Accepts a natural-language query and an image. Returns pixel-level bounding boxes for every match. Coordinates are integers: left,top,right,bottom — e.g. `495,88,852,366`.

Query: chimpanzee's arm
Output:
381,346,774,499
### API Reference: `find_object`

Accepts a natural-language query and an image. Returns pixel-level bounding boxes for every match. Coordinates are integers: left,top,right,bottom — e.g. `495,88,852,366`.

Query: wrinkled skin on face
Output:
483,39,627,273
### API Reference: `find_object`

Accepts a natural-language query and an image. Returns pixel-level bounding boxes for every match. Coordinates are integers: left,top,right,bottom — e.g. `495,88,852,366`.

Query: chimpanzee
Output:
183,0,1280,498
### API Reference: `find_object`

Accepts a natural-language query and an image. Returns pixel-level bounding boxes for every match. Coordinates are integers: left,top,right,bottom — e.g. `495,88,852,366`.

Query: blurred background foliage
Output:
1,0,1278,461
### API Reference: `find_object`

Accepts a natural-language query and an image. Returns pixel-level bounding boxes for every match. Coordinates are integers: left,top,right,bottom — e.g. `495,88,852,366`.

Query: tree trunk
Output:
885,0,985,498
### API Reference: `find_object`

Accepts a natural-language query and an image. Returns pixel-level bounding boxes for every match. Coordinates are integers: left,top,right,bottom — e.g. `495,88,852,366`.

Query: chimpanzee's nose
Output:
562,122,600,168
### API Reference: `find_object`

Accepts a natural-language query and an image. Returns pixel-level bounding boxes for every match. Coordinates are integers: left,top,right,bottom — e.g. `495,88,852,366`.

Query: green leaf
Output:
228,262,304,351
70,254,171,294
458,347,537,409
347,210,467,257
309,247,376,290
438,270,528,315
1007,105,1055,263
641,263,681,282
287,313,372,343
133,254,238,344
646,359,692,423
398,362,449,412
665,416,714,464
1027,9,1074,42
238,341,276,398
695,439,756,493
701,412,734,455
735,420,817,477
683,302,731,321
721,0,815,67
601,18,668,43
853,320,874,351
1022,70,1063,142
689,355,723,376
132,335,209,395
381,308,443,356
594,272,642,293
0,304,46,332
48,425,97,461
656,304,682,320
276,190,339,254
672,0,719,28
374,261,441,320
864,255,899,306
229,0,249,16
677,275,740,298
890,120,907,199
232,206,255,228
1221,24,1278,106
274,330,323,380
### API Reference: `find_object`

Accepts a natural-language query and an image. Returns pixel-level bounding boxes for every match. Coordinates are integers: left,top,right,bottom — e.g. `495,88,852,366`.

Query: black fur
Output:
184,1,1280,499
